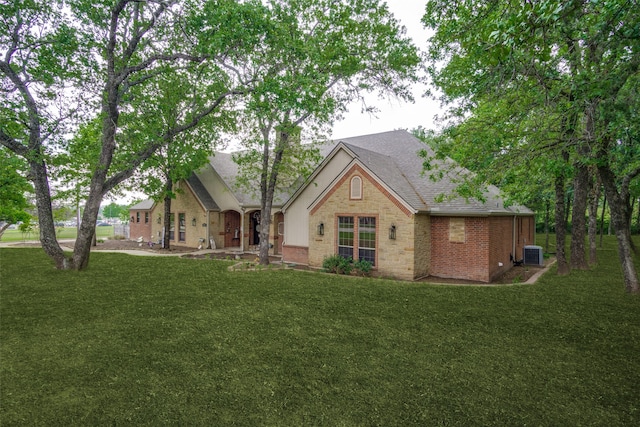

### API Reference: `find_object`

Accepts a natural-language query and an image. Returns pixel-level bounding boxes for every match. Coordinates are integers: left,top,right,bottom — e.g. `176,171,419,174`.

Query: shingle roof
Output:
186,174,220,211
317,129,533,216
129,199,154,210
206,151,292,207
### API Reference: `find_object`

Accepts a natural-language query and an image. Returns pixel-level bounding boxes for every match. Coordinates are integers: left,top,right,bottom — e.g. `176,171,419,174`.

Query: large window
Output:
338,216,354,259
169,214,175,240
337,215,376,266
358,217,376,265
178,213,186,242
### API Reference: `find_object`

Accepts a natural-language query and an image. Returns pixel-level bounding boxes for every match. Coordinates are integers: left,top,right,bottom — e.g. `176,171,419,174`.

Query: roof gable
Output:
186,174,220,211
290,129,533,216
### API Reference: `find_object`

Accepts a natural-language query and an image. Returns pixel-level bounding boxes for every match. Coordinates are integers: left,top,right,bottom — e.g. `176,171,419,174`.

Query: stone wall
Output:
150,183,207,248
308,164,417,280
413,213,431,279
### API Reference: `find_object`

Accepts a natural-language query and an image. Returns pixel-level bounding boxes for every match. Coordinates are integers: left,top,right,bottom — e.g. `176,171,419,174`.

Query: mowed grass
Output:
1,236,640,426
0,226,115,242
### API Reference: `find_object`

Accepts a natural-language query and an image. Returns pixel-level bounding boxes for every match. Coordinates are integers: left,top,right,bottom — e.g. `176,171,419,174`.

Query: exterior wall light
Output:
157,216,161,224
389,224,396,240
191,218,197,226
317,222,324,236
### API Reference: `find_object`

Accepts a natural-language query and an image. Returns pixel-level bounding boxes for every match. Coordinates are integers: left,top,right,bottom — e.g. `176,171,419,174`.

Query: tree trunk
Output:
258,128,289,265
636,197,640,235
163,177,173,250
544,199,550,252
555,170,570,275
599,194,607,248
31,155,71,269
588,173,600,265
570,161,589,270
599,164,639,293
72,71,121,270
73,190,103,269
0,222,9,240
565,190,572,229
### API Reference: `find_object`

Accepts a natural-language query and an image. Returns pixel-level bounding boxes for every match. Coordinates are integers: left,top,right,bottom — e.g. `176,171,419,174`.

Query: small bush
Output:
322,254,353,275
111,235,126,240
354,259,373,276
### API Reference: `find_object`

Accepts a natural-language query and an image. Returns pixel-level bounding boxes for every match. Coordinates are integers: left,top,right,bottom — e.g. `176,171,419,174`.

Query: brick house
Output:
129,199,155,242
281,130,535,282
129,153,287,254
130,130,534,282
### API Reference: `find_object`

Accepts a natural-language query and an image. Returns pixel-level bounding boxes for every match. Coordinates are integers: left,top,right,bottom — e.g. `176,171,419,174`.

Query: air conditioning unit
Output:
523,245,543,266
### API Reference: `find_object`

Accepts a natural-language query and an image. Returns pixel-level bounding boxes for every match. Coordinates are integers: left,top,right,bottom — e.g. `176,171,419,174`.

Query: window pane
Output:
338,216,354,259
178,213,186,242
358,248,375,264
338,246,354,259
358,217,376,249
358,217,376,266
169,214,175,240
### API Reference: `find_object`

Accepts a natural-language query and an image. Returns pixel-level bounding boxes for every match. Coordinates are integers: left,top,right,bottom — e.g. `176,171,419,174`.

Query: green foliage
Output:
353,259,373,276
100,202,127,219
0,148,32,225
420,0,640,275
322,254,353,275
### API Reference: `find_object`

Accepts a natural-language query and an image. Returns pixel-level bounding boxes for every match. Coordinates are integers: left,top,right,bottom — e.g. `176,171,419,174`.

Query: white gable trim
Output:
282,142,357,212
307,157,417,215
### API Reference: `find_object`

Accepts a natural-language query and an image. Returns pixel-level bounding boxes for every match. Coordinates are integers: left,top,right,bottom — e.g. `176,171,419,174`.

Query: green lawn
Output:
0,226,115,242
1,236,639,426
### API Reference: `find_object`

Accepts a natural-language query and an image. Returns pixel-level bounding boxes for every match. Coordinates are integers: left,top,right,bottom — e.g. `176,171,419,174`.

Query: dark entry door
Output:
224,211,241,248
250,211,260,246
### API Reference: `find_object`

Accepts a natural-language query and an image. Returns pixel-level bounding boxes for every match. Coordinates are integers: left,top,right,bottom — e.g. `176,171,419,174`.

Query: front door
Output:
250,210,261,246
224,211,241,248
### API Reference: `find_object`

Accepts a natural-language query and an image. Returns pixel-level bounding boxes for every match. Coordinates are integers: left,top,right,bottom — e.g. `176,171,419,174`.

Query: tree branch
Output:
102,89,242,193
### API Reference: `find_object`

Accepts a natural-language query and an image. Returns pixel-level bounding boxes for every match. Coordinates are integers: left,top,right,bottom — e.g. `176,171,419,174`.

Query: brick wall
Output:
488,216,514,281
430,216,491,282
129,210,152,242
282,245,309,265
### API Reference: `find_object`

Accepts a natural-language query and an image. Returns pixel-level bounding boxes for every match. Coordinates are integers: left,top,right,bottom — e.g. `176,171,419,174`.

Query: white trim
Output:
282,142,357,212
307,158,417,215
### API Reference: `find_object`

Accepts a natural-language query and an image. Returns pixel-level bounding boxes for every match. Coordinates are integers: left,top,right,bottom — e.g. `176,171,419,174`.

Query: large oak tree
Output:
422,0,640,292
1,0,261,269
233,0,422,264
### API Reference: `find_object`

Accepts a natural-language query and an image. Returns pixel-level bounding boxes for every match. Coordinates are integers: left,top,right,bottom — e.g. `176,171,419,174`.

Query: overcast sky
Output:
331,0,440,139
